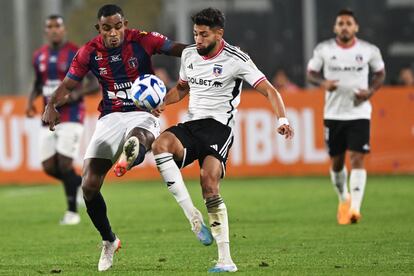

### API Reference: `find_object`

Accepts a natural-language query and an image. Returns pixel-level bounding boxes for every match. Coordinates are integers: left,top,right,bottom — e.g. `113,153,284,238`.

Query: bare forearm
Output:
369,70,386,94
307,71,325,86
164,83,189,105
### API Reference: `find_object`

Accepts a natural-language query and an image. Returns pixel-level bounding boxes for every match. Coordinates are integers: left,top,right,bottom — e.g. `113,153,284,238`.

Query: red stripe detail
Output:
202,40,225,60
41,47,50,85
122,42,139,82
253,76,267,88
179,78,188,83
57,44,68,81
98,50,121,112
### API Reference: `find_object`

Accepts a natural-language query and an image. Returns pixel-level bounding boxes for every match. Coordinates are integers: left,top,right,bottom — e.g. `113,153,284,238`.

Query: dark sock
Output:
131,144,147,168
84,192,116,242
61,170,82,212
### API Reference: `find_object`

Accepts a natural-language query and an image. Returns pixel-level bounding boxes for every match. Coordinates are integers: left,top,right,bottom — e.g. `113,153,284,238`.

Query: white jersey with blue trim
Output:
307,38,385,120
179,40,266,129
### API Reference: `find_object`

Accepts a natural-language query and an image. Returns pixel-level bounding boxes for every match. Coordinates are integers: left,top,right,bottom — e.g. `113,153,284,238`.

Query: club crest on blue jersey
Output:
128,57,138,68
213,64,223,77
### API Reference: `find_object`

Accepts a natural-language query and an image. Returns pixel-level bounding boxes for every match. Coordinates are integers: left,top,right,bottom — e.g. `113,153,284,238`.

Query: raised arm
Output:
254,79,294,139
151,81,190,117
41,77,80,130
165,42,188,57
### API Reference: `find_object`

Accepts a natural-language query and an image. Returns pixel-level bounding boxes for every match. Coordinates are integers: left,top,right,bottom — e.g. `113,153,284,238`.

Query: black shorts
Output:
324,119,370,156
166,118,234,177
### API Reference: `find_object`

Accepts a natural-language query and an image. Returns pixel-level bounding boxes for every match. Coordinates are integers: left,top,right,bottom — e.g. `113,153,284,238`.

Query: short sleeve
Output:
307,45,324,72
369,45,385,72
179,52,188,83
66,46,90,81
141,31,173,55
235,58,266,88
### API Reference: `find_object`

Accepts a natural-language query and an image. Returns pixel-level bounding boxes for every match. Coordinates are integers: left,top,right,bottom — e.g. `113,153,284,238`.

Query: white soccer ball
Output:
130,74,167,111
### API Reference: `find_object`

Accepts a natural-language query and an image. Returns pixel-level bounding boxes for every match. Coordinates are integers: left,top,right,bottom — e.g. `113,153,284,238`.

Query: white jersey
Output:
179,40,266,129
307,38,385,120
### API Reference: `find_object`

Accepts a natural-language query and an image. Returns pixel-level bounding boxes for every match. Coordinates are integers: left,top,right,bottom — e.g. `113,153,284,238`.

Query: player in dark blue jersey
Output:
41,4,186,271
27,14,98,225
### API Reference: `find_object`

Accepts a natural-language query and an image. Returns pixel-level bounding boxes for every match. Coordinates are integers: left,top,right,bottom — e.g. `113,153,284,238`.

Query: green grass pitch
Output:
0,176,413,275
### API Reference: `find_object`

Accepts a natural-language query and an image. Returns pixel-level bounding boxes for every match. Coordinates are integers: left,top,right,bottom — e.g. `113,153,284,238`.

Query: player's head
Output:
95,4,128,48
45,15,66,46
191,8,225,56
334,9,359,44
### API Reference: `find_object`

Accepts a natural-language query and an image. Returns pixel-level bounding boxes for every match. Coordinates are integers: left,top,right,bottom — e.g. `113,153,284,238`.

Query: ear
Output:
124,19,129,28
94,23,100,33
355,24,359,33
215,28,224,39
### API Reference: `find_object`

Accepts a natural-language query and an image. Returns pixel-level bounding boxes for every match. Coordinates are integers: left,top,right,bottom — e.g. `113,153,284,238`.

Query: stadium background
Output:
0,0,413,183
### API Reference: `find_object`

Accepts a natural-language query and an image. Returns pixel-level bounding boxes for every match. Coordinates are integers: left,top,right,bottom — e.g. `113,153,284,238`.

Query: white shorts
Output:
84,111,160,163
40,122,84,162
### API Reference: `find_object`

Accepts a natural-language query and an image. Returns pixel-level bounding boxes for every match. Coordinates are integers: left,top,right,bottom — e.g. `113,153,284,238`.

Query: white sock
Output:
154,153,195,221
206,196,233,265
330,167,349,202
350,169,367,212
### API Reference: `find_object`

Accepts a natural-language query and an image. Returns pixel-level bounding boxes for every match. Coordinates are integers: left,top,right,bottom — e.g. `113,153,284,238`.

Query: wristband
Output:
278,117,289,127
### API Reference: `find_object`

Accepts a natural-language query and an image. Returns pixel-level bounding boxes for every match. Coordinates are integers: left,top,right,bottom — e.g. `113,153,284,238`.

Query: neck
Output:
203,39,224,59
336,37,356,48
49,40,65,50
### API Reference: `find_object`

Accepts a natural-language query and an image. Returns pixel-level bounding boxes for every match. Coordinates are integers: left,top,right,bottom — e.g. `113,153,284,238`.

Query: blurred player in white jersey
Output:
307,9,385,225
151,8,293,273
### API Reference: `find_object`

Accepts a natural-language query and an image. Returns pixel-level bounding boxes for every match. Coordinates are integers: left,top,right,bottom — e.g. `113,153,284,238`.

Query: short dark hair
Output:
97,4,124,19
337,8,358,23
191,8,225,29
47,14,64,22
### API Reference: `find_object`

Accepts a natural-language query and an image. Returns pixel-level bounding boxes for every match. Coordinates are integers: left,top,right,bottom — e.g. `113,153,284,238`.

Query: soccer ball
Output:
130,74,167,111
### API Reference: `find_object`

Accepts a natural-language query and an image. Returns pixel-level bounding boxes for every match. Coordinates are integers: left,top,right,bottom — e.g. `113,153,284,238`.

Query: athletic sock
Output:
154,153,195,221
206,195,233,264
61,169,82,212
350,169,367,212
131,144,146,168
84,192,116,242
330,167,349,202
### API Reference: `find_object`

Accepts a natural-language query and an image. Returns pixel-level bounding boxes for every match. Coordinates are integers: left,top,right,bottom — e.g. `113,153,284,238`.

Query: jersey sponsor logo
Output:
109,54,122,63
328,65,363,72
95,52,103,61
213,64,223,77
188,77,223,88
128,57,138,68
99,67,107,76
107,82,134,101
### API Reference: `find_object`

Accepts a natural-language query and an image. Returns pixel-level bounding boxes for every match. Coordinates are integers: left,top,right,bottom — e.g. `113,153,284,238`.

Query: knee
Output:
350,155,364,169
81,172,102,201
42,163,59,178
200,170,220,197
57,162,73,175
151,136,170,154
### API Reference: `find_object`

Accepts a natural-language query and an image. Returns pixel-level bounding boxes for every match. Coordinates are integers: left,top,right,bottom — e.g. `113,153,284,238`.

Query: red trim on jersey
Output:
122,41,139,82
335,37,357,49
202,40,225,60
179,78,188,83
253,76,267,88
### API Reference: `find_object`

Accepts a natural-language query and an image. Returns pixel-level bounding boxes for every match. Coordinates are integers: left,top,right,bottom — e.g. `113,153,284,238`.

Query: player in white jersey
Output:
151,8,293,273
307,9,385,225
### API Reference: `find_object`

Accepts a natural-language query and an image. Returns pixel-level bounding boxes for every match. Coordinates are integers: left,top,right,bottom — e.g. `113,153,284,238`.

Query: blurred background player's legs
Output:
330,153,351,225
40,124,83,225
349,151,366,223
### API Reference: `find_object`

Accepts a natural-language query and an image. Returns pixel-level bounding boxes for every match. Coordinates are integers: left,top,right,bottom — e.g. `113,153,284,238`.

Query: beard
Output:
338,33,353,43
196,41,216,56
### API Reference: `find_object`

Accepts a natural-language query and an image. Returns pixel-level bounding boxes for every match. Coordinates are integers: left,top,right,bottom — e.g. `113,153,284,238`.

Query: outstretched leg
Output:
114,127,154,177
152,131,213,245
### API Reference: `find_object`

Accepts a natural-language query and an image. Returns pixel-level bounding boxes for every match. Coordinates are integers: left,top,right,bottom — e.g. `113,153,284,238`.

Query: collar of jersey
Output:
335,37,357,49
202,40,225,60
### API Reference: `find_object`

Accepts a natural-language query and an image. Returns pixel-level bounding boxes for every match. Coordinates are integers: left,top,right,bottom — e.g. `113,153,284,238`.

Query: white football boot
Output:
98,237,121,271
59,211,80,225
